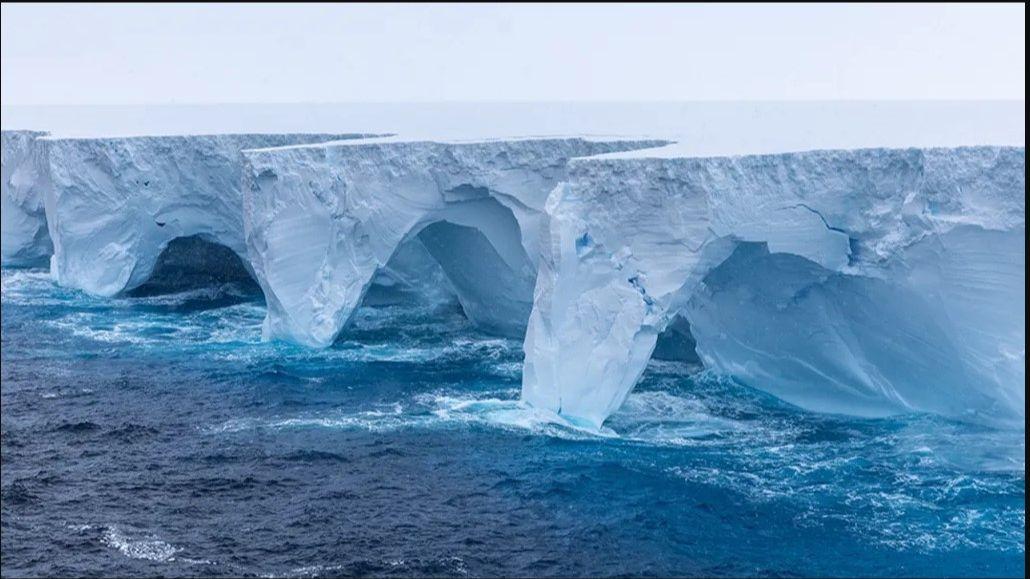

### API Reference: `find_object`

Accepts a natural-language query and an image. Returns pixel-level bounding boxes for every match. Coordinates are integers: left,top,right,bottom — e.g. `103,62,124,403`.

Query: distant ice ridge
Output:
1,130,50,266
40,133,374,296
241,137,670,347
522,146,1025,429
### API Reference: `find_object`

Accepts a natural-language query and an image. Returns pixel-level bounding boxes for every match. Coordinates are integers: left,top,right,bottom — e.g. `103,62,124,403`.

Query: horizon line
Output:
2,98,1026,108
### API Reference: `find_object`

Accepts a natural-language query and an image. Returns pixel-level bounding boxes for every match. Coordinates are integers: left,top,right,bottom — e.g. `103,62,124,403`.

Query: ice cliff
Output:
521,146,1025,429
40,133,372,296
2,130,51,266
2,129,1023,430
241,137,670,347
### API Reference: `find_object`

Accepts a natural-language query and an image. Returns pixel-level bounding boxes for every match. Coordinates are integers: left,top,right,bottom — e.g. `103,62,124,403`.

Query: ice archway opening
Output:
126,235,260,298
409,195,536,338
329,188,538,344
241,137,673,349
40,133,375,297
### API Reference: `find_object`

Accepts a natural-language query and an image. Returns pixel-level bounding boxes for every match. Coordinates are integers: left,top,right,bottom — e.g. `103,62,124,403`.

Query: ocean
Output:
1,267,1024,577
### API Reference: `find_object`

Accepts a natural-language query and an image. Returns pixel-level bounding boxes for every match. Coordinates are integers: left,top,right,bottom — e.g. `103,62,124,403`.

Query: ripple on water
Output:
4,269,1025,576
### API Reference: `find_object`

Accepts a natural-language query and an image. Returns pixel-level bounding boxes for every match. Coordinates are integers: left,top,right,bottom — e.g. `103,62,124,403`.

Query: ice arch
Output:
126,235,259,297
522,146,1025,429
361,237,457,309
242,137,670,347
41,133,373,296
416,205,536,337
271,188,535,343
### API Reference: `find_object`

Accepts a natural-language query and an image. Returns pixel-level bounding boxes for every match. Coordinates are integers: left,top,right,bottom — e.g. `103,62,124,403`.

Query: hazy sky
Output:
2,3,1024,105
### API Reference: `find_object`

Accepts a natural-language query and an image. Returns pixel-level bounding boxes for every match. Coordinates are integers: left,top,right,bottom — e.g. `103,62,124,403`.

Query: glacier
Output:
40,133,373,296
1,130,51,266
241,137,670,347
521,146,1025,429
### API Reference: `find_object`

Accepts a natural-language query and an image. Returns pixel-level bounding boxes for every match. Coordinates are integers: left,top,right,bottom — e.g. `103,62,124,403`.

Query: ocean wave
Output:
98,525,181,563
261,556,468,579
63,524,217,566
204,381,787,447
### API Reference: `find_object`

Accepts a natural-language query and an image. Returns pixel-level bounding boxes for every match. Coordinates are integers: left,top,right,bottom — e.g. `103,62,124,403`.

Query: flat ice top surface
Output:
2,101,1024,157
239,133,663,154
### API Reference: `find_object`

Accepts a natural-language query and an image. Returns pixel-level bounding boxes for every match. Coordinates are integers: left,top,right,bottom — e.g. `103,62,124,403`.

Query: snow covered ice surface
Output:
522,146,1025,429
2,101,1024,154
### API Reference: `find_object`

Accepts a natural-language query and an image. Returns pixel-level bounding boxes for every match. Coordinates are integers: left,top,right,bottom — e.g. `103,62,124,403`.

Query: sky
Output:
1,3,1025,105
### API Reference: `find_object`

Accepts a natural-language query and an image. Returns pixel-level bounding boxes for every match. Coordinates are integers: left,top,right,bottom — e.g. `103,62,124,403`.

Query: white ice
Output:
1,115,1023,431
242,137,669,347
39,133,372,296
1,130,50,266
521,146,1025,429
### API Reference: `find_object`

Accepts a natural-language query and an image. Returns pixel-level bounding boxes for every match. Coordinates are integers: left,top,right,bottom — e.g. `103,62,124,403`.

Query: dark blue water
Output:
1,268,1024,577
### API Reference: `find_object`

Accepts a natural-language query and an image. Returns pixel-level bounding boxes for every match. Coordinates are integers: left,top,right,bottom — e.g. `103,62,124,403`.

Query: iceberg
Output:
40,133,373,296
241,137,670,347
1,130,51,266
522,146,1025,429
4,124,1021,431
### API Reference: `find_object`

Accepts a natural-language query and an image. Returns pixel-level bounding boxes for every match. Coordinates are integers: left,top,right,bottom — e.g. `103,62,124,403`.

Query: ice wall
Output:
522,146,1025,429
42,133,372,296
10,124,1022,430
1,130,50,266
242,137,670,347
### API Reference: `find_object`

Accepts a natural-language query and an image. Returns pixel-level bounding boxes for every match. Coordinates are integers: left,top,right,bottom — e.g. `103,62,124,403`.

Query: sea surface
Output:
1,267,1025,577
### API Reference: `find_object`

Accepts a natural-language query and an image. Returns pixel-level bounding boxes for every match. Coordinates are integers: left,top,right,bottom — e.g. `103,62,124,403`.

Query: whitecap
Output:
100,525,181,562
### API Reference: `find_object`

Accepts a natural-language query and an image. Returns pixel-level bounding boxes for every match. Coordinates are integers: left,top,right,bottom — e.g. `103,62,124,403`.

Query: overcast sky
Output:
2,3,1024,105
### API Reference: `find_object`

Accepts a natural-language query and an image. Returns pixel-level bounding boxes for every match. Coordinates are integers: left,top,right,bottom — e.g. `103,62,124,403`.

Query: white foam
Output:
100,525,181,563
205,378,772,448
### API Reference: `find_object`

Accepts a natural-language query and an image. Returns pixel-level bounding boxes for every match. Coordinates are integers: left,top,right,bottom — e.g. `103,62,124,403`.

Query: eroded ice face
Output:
240,137,669,348
36,133,375,297
522,146,1025,429
6,126,1023,431
1,130,51,267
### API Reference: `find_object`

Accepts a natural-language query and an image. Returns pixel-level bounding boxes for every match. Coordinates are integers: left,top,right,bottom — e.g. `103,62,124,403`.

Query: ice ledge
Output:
522,146,1025,429
241,133,667,154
